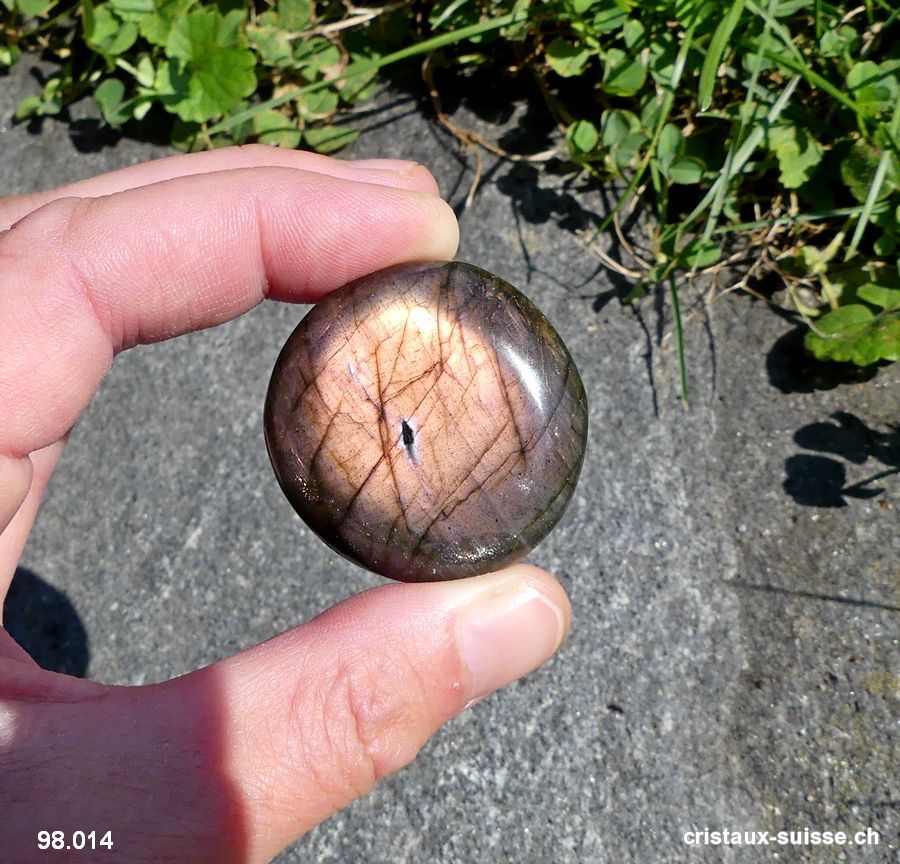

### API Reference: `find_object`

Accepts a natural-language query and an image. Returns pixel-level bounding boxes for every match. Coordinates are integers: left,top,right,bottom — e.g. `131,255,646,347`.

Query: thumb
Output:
186,564,569,863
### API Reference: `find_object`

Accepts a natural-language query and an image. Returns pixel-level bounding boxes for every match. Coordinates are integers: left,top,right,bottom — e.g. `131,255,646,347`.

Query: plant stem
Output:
714,201,890,233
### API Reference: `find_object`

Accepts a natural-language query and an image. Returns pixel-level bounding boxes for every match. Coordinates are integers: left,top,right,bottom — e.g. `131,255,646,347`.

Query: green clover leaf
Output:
668,158,704,184
248,24,294,66
846,60,898,119
278,0,312,30
0,44,21,67
567,119,599,156
253,108,301,147
546,38,591,78
602,48,646,97
767,124,823,189
857,284,900,312
296,88,338,121
161,8,257,123
16,0,55,15
94,77,132,125
303,124,360,153
138,0,192,46
805,304,900,366
83,1,139,58
841,138,885,203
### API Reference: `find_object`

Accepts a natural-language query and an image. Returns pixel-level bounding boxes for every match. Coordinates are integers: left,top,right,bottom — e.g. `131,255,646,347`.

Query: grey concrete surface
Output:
2,59,898,863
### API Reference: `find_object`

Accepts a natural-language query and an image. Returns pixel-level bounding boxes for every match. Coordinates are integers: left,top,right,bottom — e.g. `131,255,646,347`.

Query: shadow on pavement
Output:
784,413,900,507
766,325,880,393
3,566,90,677
11,65,122,154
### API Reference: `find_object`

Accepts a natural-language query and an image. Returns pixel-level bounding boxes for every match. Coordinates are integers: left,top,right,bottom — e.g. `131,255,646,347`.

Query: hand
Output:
0,146,571,863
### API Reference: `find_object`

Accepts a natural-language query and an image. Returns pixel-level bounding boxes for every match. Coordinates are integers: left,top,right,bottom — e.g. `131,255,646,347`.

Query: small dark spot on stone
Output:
607,703,624,714
401,420,414,449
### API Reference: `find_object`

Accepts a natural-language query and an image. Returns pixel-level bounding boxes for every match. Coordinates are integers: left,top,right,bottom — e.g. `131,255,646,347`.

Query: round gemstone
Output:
264,261,588,582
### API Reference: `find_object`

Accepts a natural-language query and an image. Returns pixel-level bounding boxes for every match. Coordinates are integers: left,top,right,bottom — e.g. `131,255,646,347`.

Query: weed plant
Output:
2,0,898,387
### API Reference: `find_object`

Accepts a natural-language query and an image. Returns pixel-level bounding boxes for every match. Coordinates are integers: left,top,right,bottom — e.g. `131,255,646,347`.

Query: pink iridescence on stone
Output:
264,260,588,582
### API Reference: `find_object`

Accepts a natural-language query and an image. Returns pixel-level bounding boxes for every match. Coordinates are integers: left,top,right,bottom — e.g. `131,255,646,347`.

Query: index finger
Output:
0,164,459,460
0,145,441,230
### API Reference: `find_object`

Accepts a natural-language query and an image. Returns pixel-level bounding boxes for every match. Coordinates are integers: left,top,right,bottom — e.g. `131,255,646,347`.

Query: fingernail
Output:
455,575,567,705
348,158,418,177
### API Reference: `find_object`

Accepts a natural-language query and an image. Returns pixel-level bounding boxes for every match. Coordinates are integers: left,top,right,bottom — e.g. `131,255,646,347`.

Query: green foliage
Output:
536,0,900,368
160,8,257,122
546,38,590,78
4,0,899,369
767,124,823,189
805,284,900,365
2,0,392,150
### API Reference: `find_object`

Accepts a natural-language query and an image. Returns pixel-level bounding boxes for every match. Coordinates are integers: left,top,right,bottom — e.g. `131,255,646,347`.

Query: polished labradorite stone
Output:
264,261,588,582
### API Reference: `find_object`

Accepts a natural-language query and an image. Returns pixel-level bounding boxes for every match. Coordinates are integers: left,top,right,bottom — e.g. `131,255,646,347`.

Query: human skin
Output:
0,146,571,863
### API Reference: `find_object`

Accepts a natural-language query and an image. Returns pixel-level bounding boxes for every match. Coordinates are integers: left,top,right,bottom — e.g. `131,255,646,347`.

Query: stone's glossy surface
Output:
264,261,588,582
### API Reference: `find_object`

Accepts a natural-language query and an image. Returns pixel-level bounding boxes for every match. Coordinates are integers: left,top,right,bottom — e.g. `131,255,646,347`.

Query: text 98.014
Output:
38,831,113,850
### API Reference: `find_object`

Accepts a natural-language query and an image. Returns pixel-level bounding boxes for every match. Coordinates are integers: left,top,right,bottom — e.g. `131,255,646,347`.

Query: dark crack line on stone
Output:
400,336,494,484
398,297,521,487
386,357,444,405
384,510,403,550
488,337,529,460
434,267,448,380
310,302,366,386
438,443,522,527
282,338,333,451
375,346,414,541
409,433,522,562
382,304,413,400
307,393,344,475
448,372,481,424
435,421,514,515
285,368,310,430
333,452,386,534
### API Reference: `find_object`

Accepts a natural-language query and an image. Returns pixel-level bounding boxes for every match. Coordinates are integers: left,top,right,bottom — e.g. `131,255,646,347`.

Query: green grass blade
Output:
430,0,471,29
744,0,863,118
700,0,775,245
744,7,900,163
845,97,900,260
714,201,890,233
683,74,799,229
845,152,890,260
699,0,746,110
590,16,698,240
